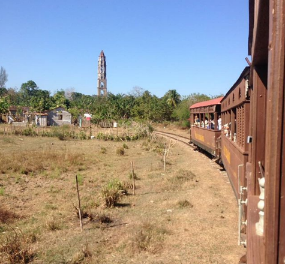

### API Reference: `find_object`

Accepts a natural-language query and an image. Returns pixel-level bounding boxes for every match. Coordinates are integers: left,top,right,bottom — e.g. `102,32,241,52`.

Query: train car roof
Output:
189,97,223,109
221,67,250,102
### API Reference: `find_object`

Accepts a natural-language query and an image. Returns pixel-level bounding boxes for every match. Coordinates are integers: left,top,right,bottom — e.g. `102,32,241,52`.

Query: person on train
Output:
204,117,209,127
218,116,222,130
194,115,200,126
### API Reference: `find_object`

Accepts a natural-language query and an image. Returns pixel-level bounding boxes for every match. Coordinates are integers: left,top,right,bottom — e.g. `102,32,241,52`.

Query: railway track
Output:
154,129,224,168
153,130,194,147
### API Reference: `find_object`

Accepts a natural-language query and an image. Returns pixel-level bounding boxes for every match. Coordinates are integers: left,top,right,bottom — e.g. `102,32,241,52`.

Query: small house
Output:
34,113,48,127
47,107,72,126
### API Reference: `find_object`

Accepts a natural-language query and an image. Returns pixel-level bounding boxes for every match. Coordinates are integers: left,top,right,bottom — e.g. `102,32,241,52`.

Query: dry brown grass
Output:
0,133,245,263
0,150,84,176
131,222,169,254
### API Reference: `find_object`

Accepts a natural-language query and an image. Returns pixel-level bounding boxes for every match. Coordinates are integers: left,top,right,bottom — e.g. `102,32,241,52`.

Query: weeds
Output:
0,187,4,196
129,172,139,180
71,244,92,264
97,214,112,224
170,169,196,184
177,200,193,208
116,147,125,156
100,147,107,154
123,143,128,149
76,174,84,185
101,179,127,207
131,222,168,254
46,217,61,231
0,207,19,223
0,228,34,264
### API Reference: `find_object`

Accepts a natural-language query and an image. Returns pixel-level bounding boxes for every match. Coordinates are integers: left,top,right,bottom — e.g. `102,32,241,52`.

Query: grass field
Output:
0,130,245,263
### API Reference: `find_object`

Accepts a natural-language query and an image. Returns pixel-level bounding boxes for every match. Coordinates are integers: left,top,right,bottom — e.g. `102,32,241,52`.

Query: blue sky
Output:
1,0,249,98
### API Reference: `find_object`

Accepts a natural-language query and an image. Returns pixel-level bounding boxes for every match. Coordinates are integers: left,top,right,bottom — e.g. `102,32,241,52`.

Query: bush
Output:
100,147,107,154
0,229,34,263
116,147,124,156
0,207,19,223
22,128,37,137
123,143,128,149
101,179,127,207
177,200,193,208
45,217,61,231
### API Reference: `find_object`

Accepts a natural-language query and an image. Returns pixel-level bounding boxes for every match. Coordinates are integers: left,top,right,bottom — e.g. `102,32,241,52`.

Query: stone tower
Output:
97,50,107,96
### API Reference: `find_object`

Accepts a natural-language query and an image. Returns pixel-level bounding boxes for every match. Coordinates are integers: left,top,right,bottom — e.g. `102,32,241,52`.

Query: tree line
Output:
0,68,222,126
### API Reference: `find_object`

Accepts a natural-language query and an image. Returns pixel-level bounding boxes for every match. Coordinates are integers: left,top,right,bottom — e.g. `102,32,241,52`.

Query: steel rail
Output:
153,130,194,148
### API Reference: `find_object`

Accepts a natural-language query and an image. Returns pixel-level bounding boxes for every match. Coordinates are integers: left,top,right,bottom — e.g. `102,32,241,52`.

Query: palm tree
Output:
165,90,181,108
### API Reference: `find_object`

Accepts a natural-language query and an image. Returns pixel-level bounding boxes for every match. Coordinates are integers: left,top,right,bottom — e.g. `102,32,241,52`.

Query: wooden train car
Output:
220,67,250,198
244,0,285,263
189,97,223,156
188,0,285,261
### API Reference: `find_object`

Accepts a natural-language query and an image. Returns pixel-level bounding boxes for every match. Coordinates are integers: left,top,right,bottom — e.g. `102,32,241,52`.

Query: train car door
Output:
264,0,285,262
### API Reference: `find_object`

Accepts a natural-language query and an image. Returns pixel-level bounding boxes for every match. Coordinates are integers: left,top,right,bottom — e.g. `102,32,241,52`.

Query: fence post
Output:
76,175,83,231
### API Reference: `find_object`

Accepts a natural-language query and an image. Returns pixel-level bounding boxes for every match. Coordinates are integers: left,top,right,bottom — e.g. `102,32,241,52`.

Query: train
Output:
189,1,284,263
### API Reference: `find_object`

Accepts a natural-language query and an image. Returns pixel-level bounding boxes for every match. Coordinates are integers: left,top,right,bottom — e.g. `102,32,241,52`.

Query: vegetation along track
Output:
154,130,192,147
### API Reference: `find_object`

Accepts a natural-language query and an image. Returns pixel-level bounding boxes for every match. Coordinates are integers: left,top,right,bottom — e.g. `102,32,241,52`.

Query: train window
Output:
232,108,237,142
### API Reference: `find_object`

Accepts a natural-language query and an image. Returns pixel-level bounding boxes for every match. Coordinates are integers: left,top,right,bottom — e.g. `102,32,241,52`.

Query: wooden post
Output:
131,161,135,195
75,175,83,231
163,148,166,172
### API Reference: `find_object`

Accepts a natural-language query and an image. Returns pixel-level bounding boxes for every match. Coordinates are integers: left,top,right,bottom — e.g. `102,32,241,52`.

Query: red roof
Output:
189,96,223,109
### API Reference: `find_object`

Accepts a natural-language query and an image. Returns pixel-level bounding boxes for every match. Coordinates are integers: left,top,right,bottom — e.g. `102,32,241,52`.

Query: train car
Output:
220,67,250,198
189,97,223,156
243,0,285,263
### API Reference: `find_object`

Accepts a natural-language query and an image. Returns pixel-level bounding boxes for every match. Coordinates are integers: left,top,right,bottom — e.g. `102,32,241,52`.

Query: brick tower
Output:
97,50,107,96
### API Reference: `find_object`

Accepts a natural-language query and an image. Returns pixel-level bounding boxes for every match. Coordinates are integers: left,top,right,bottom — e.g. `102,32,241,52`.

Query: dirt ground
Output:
0,128,245,263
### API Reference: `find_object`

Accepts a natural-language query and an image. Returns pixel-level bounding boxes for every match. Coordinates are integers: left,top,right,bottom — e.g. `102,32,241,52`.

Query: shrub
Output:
101,179,127,207
116,147,124,156
123,143,129,149
22,128,37,137
0,207,18,223
177,200,193,208
100,147,107,154
77,131,87,140
0,229,34,264
46,218,61,231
